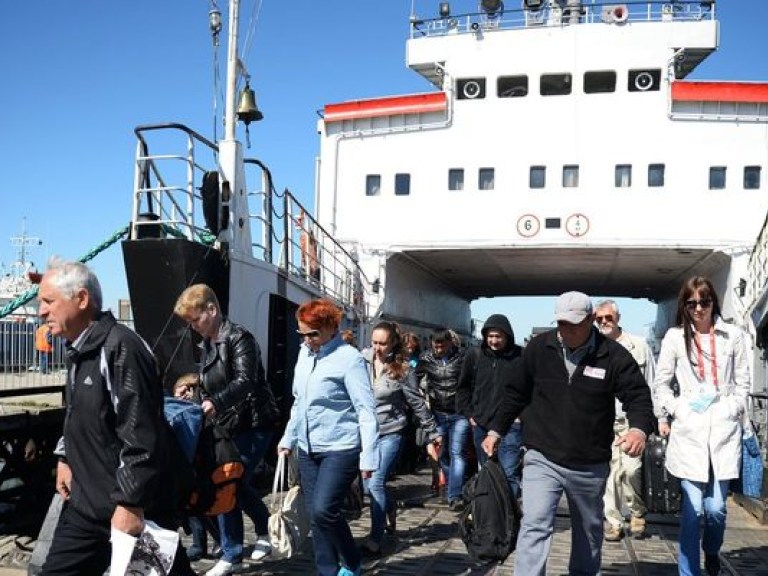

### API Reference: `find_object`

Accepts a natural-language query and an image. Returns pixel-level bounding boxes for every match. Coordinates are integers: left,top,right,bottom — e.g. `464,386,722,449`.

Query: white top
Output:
653,317,750,482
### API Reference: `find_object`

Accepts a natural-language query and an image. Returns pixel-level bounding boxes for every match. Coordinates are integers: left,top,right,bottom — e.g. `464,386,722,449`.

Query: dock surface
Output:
184,467,768,576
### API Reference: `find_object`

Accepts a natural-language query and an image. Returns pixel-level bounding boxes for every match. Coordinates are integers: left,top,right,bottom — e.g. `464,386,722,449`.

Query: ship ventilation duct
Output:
602,4,628,23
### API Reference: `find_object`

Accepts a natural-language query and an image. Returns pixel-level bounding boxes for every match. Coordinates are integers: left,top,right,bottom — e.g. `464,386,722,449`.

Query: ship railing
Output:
409,1,714,38
130,123,371,319
744,211,768,320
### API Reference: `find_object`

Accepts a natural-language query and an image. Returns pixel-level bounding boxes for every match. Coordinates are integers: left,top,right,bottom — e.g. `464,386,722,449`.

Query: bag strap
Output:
271,452,287,512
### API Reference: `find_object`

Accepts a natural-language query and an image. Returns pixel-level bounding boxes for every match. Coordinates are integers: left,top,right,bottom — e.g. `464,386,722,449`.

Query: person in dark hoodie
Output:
481,292,655,576
456,314,523,499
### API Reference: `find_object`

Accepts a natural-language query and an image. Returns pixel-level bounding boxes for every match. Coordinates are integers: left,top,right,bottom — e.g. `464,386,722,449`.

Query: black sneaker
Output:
449,499,466,512
704,554,721,576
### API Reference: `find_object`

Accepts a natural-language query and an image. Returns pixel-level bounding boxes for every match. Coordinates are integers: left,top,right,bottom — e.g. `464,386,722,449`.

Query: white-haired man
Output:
595,299,657,541
38,257,193,576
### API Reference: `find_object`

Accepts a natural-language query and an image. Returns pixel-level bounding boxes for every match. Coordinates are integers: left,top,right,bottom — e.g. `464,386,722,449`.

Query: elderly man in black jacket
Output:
456,314,523,499
482,292,655,576
38,257,193,576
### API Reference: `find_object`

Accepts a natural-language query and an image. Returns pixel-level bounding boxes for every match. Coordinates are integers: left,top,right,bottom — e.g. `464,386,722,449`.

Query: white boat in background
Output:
0,219,42,321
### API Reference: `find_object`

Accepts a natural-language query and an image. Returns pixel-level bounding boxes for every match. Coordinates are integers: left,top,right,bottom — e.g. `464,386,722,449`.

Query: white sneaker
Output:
250,536,272,561
204,559,245,576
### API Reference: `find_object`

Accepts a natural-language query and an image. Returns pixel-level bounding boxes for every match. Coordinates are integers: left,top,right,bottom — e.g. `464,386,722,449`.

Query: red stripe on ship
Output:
324,93,447,123
672,81,768,103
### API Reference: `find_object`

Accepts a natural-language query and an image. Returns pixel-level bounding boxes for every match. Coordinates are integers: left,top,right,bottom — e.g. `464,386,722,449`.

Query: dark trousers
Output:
40,504,194,576
298,447,361,576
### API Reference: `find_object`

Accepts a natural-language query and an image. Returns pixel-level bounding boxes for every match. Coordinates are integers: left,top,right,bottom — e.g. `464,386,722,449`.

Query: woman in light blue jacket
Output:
278,299,378,576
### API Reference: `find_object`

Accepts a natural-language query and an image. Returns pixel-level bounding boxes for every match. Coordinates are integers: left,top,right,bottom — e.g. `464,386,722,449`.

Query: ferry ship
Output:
121,0,768,448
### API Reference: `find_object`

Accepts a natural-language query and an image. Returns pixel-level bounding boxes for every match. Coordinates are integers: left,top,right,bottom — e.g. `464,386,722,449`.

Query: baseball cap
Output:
554,291,593,324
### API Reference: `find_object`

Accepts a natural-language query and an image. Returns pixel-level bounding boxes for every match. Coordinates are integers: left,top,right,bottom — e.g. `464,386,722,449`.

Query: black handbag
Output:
215,395,252,437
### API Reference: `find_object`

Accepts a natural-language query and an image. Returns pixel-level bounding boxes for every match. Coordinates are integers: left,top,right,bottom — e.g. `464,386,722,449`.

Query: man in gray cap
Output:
482,291,655,576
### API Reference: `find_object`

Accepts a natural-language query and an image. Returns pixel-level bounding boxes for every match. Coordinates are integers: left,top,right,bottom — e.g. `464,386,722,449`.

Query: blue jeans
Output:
679,476,729,576
472,421,523,499
298,447,362,576
218,428,272,563
434,411,470,502
514,449,608,576
363,432,403,543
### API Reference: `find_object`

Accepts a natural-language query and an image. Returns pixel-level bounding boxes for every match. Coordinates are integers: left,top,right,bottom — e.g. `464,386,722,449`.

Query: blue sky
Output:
1,1,766,339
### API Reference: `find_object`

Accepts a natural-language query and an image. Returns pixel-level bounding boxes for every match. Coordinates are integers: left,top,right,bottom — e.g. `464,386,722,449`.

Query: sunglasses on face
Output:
595,314,614,323
296,329,321,338
685,298,712,311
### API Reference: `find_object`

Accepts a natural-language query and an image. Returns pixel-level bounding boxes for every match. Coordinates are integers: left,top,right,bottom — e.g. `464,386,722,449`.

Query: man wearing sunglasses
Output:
595,300,656,542
482,291,655,576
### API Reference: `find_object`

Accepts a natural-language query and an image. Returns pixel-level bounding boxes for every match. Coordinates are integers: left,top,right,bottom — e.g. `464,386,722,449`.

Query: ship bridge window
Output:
648,164,665,187
615,164,632,187
498,75,528,98
449,168,464,190
563,165,579,188
530,166,546,188
584,71,616,94
479,168,495,190
457,78,486,100
395,173,411,196
628,69,661,92
744,166,761,189
540,73,572,96
366,174,381,196
709,167,726,190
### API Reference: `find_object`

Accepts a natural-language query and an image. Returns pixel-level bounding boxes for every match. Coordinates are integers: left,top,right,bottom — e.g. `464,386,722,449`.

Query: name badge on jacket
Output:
584,366,606,380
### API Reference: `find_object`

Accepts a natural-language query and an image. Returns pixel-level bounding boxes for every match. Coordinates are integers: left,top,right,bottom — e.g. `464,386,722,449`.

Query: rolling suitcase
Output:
643,434,682,514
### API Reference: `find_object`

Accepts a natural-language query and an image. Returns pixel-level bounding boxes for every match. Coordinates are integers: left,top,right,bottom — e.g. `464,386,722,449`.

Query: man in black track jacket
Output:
482,292,654,576
456,313,523,498
38,257,193,576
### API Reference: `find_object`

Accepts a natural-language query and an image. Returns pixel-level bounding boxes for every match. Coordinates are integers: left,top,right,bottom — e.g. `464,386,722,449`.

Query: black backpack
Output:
458,459,522,563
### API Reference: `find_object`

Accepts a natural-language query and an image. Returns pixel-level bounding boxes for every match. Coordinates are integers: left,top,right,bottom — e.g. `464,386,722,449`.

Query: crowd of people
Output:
34,256,753,576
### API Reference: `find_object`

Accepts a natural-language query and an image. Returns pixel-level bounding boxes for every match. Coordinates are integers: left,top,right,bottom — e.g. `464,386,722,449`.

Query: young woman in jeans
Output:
278,299,378,576
654,276,750,576
360,321,442,556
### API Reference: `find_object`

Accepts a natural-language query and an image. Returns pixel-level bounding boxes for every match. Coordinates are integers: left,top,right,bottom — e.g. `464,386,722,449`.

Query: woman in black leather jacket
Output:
175,284,279,576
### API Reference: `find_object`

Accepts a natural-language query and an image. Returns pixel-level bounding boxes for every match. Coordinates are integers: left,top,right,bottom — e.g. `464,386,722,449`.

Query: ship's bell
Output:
236,83,263,125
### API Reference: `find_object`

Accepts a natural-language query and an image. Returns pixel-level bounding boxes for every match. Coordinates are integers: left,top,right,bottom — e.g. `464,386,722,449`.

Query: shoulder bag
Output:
268,453,309,559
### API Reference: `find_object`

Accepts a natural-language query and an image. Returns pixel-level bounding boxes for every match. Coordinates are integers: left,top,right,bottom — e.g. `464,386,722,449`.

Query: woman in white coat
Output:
655,276,750,576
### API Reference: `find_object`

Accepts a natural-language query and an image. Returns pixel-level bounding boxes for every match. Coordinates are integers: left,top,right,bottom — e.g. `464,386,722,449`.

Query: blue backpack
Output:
164,396,204,463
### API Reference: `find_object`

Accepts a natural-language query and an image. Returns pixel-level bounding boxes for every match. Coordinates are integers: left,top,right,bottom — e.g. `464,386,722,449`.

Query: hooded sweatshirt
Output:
456,314,522,428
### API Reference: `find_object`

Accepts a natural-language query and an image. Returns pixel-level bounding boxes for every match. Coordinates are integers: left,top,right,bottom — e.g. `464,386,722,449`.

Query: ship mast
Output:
217,0,252,255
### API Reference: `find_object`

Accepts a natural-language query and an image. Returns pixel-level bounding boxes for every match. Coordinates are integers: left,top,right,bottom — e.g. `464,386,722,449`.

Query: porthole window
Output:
745,166,761,189
479,168,495,190
395,173,411,196
498,75,528,98
648,164,665,187
563,165,579,188
615,164,632,187
530,166,546,188
449,168,464,190
709,167,726,190
366,174,381,196
540,73,572,96
584,71,616,94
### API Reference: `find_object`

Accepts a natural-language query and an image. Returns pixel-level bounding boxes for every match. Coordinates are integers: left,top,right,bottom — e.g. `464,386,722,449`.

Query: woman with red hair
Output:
277,299,378,576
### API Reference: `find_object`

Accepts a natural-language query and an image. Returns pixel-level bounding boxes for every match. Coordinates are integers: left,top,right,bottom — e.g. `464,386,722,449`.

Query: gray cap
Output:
554,291,593,324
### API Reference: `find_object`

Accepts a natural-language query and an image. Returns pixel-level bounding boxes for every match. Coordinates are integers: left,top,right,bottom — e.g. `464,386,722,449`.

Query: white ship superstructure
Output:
315,0,768,344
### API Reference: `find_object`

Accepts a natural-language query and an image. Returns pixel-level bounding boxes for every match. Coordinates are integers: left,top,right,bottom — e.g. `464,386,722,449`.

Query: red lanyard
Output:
693,327,718,389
